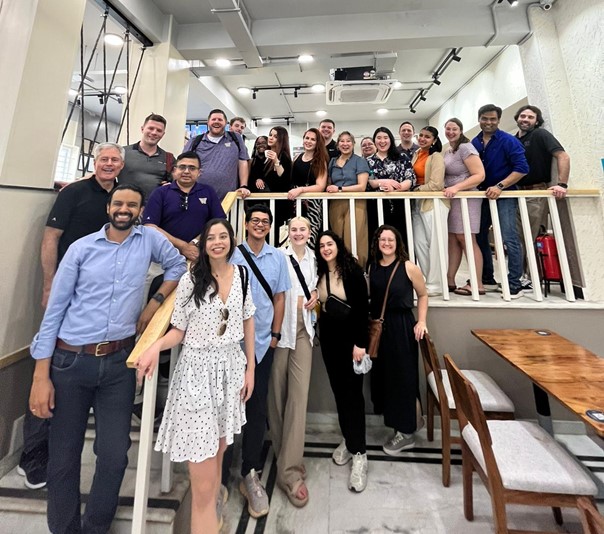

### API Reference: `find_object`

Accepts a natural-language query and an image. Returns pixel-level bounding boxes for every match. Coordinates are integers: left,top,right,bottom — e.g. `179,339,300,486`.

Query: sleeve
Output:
183,137,194,152
539,129,564,154
142,187,164,226
397,157,417,186
30,243,82,359
459,142,478,161
236,133,250,160
242,268,256,320
274,250,292,294
46,183,78,229
280,156,293,190
355,156,370,176
418,152,445,192
207,187,227,219
170,273,193,330
507,136,529,174
328,157,336,182
150,229,187,280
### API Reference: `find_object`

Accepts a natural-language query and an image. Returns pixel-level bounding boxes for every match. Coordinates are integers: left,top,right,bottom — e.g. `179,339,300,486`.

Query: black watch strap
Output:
151,292,165,304
271,331,282,340
557,182,568,189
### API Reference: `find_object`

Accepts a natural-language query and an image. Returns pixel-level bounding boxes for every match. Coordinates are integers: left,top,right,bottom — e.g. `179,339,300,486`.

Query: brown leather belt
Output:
518,182,547,190
56,336,136,357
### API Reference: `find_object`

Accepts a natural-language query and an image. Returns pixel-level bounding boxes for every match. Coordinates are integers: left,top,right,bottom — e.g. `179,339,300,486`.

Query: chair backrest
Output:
443,353,504,488
578,496,604,534
419,334,449,406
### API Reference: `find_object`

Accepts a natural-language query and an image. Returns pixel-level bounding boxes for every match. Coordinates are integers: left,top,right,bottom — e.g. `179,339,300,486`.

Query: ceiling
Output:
77,0,540,131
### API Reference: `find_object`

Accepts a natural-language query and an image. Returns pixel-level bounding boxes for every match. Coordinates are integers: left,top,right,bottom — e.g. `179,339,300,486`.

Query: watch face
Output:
497,183,504,190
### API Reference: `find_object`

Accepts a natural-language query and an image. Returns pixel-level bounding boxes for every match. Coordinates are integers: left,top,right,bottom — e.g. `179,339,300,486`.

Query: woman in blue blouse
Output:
327,131,370,267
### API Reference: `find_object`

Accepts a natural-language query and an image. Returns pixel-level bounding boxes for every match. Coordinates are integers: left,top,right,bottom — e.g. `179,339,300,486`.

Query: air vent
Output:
326,80,396,105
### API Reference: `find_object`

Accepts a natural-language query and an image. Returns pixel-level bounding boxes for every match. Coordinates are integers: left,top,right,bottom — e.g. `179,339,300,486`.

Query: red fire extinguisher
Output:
535,226,562,296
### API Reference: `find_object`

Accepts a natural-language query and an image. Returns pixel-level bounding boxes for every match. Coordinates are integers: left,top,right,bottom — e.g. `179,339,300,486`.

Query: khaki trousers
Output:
268,308,313,489
329,199,368,268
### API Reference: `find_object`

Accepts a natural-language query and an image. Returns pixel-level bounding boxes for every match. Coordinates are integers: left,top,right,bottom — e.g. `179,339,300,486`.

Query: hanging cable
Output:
116,41,146,141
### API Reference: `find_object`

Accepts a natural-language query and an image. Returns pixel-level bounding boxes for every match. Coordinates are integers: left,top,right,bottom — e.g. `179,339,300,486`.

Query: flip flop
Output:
454,284,486,296
278,479,309,508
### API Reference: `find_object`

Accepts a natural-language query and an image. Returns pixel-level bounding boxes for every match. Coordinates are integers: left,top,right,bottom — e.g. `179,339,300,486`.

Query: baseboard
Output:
0,346,30,371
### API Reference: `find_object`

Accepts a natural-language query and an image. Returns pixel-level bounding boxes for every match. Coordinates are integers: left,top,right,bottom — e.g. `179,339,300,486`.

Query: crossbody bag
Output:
367,261,400,358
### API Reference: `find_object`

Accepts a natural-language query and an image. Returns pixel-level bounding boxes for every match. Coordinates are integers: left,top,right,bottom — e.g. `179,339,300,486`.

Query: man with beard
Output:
28,184,186,534
397,121,419,160
319,118,340,160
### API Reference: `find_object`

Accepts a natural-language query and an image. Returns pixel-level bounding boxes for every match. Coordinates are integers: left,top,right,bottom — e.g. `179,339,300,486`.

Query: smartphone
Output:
586,410,604,422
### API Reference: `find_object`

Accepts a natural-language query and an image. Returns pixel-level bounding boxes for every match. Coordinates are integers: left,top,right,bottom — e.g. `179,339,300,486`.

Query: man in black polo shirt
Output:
119,113,174,201
18,142,122,490
319,118,340,160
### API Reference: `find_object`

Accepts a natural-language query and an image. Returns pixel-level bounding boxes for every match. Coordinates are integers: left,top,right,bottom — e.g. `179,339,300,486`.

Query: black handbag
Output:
324,272,351,319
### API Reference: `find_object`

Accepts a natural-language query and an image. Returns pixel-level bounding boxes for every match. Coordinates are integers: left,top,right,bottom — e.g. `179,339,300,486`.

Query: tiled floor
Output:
220,415,604,534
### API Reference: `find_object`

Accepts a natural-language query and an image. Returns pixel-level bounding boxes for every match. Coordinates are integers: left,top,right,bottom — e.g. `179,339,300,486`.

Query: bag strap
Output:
289,254,312,300
238,264,249,307
237,244,273,301
376,261,401,321
190,131,241,152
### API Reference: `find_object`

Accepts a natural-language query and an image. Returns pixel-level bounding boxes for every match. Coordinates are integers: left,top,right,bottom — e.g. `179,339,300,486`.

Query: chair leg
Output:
462,444,474,521
552,506,563,525
427,393,435,442
441,410,451,488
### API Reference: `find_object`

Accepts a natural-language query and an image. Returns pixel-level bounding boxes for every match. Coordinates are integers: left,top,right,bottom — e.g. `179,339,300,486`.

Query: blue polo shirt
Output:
472,129,528,189
143,182,226,243
231,242,291,362
328,154,370,187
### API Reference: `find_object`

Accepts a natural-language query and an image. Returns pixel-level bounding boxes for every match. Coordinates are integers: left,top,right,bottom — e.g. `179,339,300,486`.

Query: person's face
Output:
289,221,310,247
207,112,227,136
268,129,278,148
360,138,376,157
94,147,124,182
107,189,143,231
173,157,201,188
246,211,271,240
516,109,538,132
337,135,353,155
205,223,231,260
230,120,245,135
399,124,414,142
255,137,268,154
303,131,317,151
444,122,462,144
417,129,435,149
479,111,500,134
378,229,397,257
140,120,165,146
374,132,391,154
319,235,338,263
320,121,335,141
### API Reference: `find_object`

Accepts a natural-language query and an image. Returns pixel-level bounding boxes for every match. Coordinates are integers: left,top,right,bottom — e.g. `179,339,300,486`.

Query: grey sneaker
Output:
383,431,415,456
239,469,269,518
348,453,368,492
216,484,228,530
332,440,353,466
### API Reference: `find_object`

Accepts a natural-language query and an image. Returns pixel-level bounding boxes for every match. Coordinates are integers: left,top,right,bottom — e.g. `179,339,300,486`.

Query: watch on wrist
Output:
271,332,282,341
557,182,568,189
151,292,165,304
338,186,343,192
239,184,250,190
496,182,505,190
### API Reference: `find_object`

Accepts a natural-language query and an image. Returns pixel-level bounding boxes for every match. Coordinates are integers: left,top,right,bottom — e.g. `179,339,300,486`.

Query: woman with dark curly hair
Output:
316,230,369,492
368,225,428,456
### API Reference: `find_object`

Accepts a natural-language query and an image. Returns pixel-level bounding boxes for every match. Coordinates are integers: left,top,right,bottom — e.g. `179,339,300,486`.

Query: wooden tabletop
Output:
472,329,604,438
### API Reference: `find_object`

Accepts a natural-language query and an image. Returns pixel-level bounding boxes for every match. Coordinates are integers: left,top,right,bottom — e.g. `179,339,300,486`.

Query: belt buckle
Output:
94,341,110,357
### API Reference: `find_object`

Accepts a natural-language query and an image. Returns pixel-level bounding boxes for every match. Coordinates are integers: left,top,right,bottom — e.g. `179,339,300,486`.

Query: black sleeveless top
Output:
292,156,317,187
369,260,414,316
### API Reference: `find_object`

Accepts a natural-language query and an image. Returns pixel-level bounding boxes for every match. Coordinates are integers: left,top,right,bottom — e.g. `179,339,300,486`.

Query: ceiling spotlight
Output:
311,84,325,93
298,54,314,64
432,77,441,86
508,0,519,5
419,94,427,102
316,110,327,117
104,33,124,46
392,81,403,89
252,90,257,100
116,96,123,104
113,86,127,95
452,54,461,62
98,95,105,105
410,108,416,114
215,58,231,68
238,87,251,95
68,89,79,97
293,88,298,98
261,117,272,124
377,108,388,115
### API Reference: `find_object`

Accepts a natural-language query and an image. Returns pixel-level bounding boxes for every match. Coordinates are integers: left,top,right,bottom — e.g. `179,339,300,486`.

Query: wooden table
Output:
472,329,604,438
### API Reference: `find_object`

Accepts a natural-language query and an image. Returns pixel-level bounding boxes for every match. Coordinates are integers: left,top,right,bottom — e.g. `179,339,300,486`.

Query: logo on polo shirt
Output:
199,198,207,205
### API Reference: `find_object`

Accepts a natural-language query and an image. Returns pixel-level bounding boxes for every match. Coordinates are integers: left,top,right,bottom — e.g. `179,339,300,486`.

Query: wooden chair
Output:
578,496,604,534
443,353,599,534
419,333,515,487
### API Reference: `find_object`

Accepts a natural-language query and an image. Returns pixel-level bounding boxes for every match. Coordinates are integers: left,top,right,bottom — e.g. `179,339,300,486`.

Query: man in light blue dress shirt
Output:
28,184,186,534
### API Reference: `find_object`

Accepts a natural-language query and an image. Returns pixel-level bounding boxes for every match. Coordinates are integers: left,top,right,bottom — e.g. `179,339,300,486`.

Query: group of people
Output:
23,100,570,533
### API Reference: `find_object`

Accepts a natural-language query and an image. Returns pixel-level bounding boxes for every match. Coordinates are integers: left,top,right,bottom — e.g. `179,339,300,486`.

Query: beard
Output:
109,212,138,231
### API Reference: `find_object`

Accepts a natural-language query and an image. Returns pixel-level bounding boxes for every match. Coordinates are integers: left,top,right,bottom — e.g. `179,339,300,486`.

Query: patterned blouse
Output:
366,154,417,189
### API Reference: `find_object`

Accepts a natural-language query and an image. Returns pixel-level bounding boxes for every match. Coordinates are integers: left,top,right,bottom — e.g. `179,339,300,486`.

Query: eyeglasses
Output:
249,217,271,227
217,308,229,336
180,194,189,211
176,164,199,172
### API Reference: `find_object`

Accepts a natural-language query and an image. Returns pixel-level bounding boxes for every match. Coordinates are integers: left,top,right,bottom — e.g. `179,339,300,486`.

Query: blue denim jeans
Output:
477,197,523,292
47,346,135,534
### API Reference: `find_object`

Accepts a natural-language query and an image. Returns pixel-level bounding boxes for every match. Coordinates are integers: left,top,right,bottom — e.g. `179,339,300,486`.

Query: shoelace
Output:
389,432,405,446
351,454,365,477
250,473,264,497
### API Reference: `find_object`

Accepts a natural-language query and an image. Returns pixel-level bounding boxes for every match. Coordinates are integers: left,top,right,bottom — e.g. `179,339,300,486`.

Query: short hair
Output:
94,142,125,160
513,105,544,128
245,204,273,225
176,151,201,166
399,121,415,132
143,113,167,127
207,108,227,121
478,104,502,119
107,183,145,207
320,119,335,127
230,116,246,126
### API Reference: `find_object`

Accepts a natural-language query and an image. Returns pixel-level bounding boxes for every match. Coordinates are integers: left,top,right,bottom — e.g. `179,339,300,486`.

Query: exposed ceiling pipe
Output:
485,0,501,47
517,2,551,46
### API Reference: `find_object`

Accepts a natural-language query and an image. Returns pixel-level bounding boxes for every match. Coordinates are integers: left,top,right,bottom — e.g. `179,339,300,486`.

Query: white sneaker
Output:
348,453,368,492
332,439,352,465
383,431,415,456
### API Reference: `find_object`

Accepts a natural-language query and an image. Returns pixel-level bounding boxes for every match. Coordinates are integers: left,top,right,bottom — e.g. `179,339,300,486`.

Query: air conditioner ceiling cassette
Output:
326,80,397,105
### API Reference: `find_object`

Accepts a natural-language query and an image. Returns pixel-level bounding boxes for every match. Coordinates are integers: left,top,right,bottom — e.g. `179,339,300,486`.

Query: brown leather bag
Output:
367,261,400,358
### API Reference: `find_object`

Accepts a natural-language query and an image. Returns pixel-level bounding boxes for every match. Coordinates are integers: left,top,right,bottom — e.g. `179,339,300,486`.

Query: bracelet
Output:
275,161,281,167
239,184,250,190
557,182,568,189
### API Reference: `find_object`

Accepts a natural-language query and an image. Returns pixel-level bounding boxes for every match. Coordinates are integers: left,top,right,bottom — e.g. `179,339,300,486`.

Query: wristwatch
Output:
338,186,343,192
557,182,568,189
151,292,165,304
271,332,282,341
496,182,505,190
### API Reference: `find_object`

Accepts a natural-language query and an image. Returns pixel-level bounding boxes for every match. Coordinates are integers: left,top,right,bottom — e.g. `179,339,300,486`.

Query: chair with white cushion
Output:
420,334,515,487
444,353,598,534
578,496,604,534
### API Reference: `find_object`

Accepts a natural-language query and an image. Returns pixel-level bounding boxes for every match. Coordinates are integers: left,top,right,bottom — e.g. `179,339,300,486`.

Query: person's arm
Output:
406,261,428,340
350,268,369,360
137,279,180,335
241,316,255,401
444,152,485,197
236,159,251,198
270,291,286,348
486,137,528,197
549,150,571,198
40,227,63,308
136,327,185,384
29,359,54,418
145,224,198,261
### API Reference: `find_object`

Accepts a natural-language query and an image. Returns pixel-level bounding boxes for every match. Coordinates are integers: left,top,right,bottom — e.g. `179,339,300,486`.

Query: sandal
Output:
454,284,485,296
447,284,457,292
278,479,309,508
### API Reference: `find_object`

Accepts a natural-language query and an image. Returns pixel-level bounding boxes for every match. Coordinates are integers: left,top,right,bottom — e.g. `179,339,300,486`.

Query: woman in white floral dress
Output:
137,218,255,534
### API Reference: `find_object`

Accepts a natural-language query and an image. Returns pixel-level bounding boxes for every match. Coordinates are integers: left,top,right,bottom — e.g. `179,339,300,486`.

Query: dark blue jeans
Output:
47,347,135,534
477,197,523,292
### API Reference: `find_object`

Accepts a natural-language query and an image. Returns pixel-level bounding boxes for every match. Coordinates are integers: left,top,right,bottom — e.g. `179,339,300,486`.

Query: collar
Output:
168,181,204,194
90,175,118,192
478,129,501,143
242,240,273,258
283,245,311,262
132,141,162,157
94,223,143,242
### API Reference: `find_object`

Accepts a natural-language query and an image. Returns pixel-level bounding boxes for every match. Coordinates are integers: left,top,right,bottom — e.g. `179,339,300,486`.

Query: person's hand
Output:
352,345,365,362
443,186,459,198
549,184,567,199
181,243,199,261
136,301,160,335
378,179,398,192
241,368,255,402
135,342,161,385
270,335,279,349
256,179,266,190
236,187,251,199
265,150,277,162
288,187,304,200
326,184,339,193
485,186,502,200
304,290,319,310
414,321,428,341
29,376,55,419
